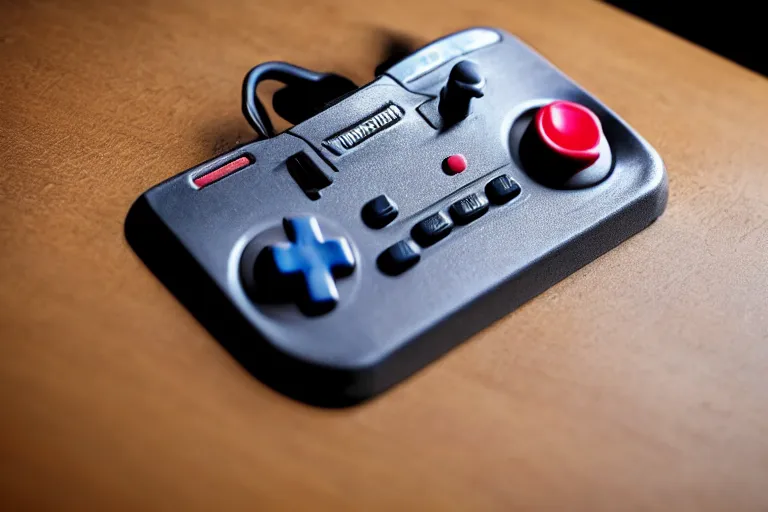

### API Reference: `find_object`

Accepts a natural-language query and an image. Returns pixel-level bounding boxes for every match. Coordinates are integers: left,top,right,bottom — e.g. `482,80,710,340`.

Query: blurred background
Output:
607,0,766,76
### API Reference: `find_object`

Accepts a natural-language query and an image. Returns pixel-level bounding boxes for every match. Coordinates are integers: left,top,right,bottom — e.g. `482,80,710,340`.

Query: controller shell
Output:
126,28,667,406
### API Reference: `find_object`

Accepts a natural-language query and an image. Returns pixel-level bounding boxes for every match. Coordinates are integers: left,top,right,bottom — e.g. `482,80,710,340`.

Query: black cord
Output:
242,62,334,139
241,62,357,139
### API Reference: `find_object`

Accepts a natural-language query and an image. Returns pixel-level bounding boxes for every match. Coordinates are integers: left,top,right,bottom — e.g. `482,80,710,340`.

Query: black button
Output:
449,193,489,225
377,240,421,276
412,211,453,247
286,151,333,201
362,194,398,229
485,175,521,204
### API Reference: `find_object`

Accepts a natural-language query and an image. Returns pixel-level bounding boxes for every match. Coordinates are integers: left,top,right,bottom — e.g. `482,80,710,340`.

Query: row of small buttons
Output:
377,174,521,276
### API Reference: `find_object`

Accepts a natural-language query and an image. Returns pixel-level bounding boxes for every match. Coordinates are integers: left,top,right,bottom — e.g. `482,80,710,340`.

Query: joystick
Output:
127,27,667,406
438,60,485,123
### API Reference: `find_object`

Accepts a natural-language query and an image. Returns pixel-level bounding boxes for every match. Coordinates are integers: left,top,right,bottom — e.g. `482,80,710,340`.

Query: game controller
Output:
126,28,667,406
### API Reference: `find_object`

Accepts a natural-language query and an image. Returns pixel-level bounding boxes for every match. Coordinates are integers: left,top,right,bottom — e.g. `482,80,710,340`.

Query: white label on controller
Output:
322,103,405,155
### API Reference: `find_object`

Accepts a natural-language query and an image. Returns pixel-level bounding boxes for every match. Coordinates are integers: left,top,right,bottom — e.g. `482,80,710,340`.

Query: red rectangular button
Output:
193,156,251,188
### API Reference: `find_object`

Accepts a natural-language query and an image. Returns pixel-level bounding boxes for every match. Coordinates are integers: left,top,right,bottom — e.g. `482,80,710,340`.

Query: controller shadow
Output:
124,196,373,408
371,28,423,77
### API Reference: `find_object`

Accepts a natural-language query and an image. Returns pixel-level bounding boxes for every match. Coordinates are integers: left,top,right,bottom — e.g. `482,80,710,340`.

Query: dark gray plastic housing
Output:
126,28,667,406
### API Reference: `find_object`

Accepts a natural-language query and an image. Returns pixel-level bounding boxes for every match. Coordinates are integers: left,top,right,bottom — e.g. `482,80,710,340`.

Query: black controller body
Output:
126,28,667,406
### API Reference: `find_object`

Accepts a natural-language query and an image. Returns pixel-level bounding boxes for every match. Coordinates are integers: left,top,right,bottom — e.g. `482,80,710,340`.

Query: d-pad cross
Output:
264,216,355,315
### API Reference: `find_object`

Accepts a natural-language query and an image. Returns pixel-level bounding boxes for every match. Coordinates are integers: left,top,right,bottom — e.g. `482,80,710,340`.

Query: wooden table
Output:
2,0,767,509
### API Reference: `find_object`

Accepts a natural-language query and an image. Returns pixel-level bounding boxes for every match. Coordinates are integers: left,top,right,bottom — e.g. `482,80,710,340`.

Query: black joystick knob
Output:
438,60,485,123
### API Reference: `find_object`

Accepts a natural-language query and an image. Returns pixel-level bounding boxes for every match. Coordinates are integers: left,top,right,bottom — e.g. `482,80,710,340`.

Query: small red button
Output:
444,154,467,175
535,101,601,167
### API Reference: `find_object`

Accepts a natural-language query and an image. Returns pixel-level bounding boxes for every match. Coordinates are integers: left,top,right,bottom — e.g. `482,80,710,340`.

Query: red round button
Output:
444,154,468,175
535,101,601,166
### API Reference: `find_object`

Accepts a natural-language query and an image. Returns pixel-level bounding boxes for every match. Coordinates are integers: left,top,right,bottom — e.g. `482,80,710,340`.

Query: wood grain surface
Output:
2,0,768,510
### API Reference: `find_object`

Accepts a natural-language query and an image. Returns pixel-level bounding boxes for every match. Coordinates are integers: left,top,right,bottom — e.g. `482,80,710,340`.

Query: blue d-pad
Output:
265,217,355,314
